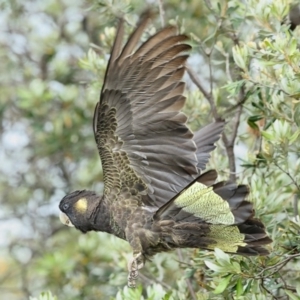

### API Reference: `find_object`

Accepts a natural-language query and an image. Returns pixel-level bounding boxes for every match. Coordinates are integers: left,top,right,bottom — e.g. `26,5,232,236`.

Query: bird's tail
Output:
153,170,272,255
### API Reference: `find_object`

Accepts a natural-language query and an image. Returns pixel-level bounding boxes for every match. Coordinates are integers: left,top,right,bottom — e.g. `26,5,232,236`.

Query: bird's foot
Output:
127,252,144,288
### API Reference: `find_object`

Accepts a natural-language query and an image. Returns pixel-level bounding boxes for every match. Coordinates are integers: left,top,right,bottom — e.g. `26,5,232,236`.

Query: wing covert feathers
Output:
94,12,224,207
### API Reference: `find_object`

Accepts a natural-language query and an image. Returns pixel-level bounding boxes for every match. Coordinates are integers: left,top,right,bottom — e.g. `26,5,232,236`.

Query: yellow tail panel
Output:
174,182,235,225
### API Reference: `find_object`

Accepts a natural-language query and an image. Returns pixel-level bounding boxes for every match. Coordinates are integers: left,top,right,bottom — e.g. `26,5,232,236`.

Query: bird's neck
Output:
90,196,114,234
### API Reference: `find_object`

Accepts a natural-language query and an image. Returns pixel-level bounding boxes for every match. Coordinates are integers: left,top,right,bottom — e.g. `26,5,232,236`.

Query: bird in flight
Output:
59,11,272,288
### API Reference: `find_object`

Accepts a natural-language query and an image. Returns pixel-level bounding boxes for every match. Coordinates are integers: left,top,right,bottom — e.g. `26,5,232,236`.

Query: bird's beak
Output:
59,211,75,227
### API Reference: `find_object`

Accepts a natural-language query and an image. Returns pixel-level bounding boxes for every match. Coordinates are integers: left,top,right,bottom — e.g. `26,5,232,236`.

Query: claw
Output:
127,252,144,288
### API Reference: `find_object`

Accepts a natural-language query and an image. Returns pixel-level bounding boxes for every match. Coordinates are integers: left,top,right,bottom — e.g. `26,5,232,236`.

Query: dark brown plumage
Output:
59,11,272,288
281,4,300,31
289,4,300,30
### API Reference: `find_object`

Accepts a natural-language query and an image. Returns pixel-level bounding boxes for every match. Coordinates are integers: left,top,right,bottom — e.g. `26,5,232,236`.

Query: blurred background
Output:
1,0,300,299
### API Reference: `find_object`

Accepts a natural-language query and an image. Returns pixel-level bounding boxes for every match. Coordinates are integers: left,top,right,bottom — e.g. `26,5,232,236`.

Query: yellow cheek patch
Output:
74,198,88,213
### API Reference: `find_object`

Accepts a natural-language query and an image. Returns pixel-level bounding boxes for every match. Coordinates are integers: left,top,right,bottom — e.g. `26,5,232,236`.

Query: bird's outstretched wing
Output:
93,12,220,207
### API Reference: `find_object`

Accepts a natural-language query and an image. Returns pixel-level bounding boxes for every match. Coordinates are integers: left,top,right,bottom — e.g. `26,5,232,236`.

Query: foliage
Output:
29,291,57,300
1,0,300,299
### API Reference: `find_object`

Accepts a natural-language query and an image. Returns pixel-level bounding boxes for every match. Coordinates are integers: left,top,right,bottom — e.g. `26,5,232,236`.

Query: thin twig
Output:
293,195,299,218
187,2,251,182
203,0,213,11
157,0,165,27
223,89,244,181
186,66,219,121
187,64,244,181
261,278,279,299
223,93,248,116
139,272,171,290
255,253,300,278
224,52,233,82
274,161,300,217
177,249,197,300
274,162,300,191
230,101,243,146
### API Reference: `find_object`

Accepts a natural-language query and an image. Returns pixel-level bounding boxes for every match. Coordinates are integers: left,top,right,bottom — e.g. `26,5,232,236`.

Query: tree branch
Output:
157,0,165,27
187,64,245,181
186,66,219,121
255,253,300,278
177,249,197,300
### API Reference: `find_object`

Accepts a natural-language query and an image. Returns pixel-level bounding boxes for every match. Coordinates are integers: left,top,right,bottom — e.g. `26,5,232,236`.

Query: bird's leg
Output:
125,227,145,288
127,252,144,288
125,221,159,287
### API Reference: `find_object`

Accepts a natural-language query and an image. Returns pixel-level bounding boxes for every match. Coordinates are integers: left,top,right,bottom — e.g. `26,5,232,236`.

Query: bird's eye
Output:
63,203,69,211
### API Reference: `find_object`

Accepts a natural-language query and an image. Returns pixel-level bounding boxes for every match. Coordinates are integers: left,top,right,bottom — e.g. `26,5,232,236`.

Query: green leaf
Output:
232,45,246,70
223,80,245,95
243,279,253,294
232,262,241,274
214,248,230,264
247,118,259,130
261,131,274,141
294,104,300,127
29,291,57,300
202,28,218,44
284,290,300,300
185,267,195,278
204,260,223,272
248,115,264,123
239,260,249,271
289,130,300,143
214,274,233,294
235,278,243,297
162,292,172,300
227,5,239,15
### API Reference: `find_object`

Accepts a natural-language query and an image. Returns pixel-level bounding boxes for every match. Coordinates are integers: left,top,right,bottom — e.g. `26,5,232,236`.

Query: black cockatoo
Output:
59,11,272,288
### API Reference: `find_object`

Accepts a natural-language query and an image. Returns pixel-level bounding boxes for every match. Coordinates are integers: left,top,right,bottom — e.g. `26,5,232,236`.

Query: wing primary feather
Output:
133,26,177,58
141,35,190,62
118,10,153,62
109,18,125,69
101,18,125,95
93,102,99,141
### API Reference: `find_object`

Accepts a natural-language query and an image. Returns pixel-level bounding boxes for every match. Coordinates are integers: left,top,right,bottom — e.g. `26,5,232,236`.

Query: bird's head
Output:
59,190,100,233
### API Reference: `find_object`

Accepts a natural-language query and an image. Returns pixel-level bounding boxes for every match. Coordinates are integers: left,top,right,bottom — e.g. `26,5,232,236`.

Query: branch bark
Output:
177,249,197,300
157,0,165,27
187,65,245,181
